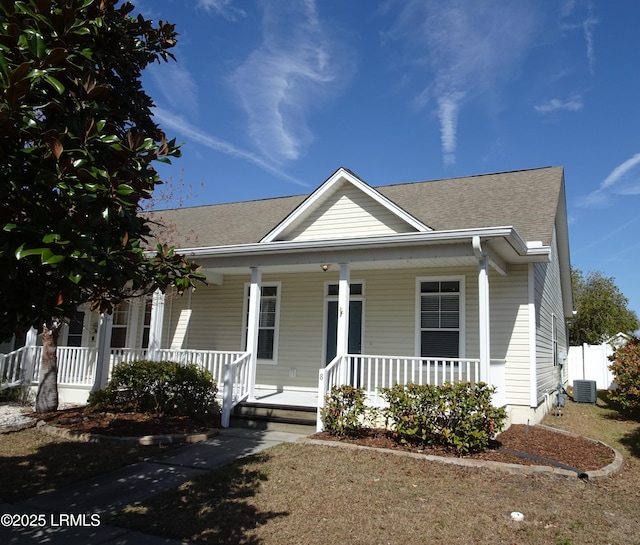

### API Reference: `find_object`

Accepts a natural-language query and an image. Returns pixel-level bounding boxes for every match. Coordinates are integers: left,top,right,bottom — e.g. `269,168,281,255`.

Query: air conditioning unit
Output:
573,380,597,404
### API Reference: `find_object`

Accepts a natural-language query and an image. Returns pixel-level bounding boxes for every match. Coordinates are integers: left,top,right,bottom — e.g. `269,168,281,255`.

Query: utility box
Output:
573,380,597,404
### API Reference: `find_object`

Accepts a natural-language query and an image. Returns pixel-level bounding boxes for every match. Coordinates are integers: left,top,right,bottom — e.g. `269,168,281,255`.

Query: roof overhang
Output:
174,226,550,277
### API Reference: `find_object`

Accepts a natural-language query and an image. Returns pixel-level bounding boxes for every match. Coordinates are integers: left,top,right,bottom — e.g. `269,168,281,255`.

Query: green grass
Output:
110,393,640,545
0,426,174,502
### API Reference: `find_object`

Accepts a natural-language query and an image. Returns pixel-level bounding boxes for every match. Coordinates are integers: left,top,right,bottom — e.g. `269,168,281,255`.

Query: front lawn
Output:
111,393,640,545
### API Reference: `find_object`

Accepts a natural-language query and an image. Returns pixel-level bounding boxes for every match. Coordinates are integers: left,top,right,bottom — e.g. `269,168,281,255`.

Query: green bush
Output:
320,385,372,436
89,360,218,418
381,382,507,455
608,337,640,415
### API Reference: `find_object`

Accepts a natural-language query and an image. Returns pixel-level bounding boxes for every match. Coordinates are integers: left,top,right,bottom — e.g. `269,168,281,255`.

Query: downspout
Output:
473,236,490,383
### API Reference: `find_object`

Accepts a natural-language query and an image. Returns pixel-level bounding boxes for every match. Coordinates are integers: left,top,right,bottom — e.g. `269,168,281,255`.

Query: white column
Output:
147,289,165,361
92,313,113,392
336,263,350,384
246,267,262,401
22,327,38,385
473,236,491,384
478,256,491,383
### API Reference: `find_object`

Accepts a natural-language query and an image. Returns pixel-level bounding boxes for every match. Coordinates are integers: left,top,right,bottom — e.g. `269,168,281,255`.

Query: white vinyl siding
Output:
283,182,417,241
159,265,537,406
534,229,568,402
490,265,531,406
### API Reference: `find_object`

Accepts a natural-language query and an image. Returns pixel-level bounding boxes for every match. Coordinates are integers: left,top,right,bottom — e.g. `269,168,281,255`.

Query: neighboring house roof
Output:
147,166,565,250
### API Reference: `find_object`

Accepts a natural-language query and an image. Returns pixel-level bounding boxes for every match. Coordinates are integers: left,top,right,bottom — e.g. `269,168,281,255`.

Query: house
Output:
1,166,573,428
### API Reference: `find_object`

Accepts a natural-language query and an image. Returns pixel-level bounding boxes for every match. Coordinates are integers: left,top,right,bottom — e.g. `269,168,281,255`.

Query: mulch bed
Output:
34,407,615,472
313,424,615,471
34,406,219,437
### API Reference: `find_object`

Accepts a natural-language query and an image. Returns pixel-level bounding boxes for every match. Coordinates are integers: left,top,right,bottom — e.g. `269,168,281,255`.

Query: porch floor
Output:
251,387,318,408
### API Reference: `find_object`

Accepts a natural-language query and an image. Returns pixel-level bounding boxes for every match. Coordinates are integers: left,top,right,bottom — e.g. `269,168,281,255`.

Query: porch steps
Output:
231,402,317,434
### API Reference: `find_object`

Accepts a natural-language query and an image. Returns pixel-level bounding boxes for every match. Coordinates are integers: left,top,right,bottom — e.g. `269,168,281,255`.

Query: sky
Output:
134,0,640,321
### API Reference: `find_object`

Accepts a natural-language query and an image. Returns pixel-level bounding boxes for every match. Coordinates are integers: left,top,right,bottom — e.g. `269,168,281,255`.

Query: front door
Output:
325,300,363,365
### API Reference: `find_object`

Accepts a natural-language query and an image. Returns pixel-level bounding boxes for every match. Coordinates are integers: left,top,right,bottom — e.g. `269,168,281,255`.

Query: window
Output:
141,299,152,349
244,284,280,362
418,279,461,358
66,311,85,347
110,302,130,348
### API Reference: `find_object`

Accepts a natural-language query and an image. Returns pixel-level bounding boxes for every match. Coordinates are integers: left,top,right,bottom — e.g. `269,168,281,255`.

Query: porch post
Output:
22,327,38,385
473,237,491,384
92,312,113,392
147,289,165,361
247,267,262,401
337,263,350,384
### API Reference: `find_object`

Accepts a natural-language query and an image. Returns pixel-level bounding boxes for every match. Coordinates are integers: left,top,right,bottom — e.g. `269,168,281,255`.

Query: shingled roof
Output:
147,166,564,249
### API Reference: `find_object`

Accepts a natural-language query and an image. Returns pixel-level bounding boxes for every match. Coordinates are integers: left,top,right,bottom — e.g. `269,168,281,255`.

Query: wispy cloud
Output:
534,95,583,114
229,1,353,164
385,0,539,166
579,153,640,207
148,61,199,117
153,107,308,187
583,16,597,75
196,0,246,20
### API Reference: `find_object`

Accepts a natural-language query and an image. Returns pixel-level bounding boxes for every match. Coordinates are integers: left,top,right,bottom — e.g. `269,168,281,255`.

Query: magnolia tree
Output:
0,0,205,412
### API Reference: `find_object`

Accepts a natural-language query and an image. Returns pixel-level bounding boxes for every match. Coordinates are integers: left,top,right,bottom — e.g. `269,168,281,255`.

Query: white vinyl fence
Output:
567,343,615,390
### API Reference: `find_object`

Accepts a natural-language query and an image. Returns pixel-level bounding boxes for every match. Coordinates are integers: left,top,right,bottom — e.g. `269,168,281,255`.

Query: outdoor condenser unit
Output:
573,380,597,404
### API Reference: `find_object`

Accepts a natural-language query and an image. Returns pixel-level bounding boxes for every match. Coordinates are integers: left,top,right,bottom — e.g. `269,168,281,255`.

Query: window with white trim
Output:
110,302,130,348
418,279,461,358
244,284,280,363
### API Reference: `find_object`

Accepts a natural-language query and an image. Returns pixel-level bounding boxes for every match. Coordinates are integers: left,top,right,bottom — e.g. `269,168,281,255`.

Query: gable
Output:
275,180,422,241
262,168,430,243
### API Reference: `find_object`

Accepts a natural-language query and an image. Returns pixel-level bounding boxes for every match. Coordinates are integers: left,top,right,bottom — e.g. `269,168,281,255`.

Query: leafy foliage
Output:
88,360,219,418
320,385,375,436
381,382,507,455
569,269,638,346
0,0,205,341
608,337,640,415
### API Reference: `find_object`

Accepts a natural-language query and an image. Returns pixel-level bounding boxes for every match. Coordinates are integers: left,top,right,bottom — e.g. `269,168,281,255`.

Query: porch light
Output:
321,264,331,272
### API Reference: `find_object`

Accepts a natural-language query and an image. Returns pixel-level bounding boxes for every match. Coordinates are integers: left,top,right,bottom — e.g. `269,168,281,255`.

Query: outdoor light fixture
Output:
321,264,331,272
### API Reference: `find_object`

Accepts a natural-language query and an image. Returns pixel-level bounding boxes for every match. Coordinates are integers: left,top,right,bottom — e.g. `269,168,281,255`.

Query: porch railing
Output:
221,351,252,428
1,346,32,389
2,345,252,427
317,354,506,431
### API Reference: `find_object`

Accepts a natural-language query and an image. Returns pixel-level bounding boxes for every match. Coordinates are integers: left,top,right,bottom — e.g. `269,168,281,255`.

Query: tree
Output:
608,337,640,415
569,268,639,345
0,0,205,412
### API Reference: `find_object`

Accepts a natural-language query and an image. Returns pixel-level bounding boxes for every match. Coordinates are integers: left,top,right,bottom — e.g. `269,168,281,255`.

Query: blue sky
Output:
135,0,640,320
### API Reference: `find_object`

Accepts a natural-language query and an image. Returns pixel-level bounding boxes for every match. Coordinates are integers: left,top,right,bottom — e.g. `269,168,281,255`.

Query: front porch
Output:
2,342,505,432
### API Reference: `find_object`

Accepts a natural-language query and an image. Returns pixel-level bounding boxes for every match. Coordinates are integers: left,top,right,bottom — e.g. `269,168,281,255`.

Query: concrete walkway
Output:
0,427,308,544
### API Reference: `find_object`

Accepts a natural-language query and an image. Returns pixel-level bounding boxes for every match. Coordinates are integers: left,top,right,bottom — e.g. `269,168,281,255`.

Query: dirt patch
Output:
33,406,219,437
313,423,615,471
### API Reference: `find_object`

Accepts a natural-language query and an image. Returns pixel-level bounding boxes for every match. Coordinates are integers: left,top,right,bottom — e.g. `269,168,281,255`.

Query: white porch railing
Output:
317,354,506,431
1,346,31,389
221,351,252,428
1,345,251,427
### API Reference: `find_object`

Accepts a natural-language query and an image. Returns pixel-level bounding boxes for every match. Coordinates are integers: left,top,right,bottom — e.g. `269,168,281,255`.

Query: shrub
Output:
381,382,507,455
89,360,218,418
320,385,372,436
608,337,640,414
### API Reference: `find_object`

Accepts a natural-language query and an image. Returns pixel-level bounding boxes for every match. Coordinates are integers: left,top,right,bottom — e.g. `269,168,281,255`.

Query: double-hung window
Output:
244,284,280,363
418,278,462,358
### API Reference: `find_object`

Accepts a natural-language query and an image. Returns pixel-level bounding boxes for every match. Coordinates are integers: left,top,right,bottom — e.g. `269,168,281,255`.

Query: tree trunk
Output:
35,320,61,413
